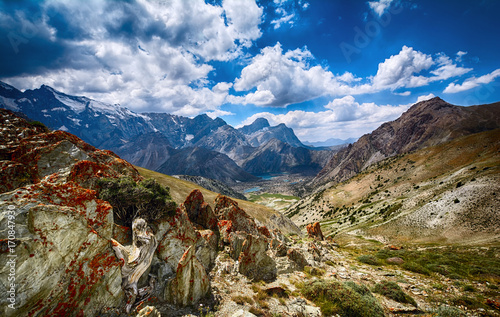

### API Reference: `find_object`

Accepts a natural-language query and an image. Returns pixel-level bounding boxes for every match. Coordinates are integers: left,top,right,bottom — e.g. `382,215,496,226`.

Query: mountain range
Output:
0,81,333,184
312,97,500,187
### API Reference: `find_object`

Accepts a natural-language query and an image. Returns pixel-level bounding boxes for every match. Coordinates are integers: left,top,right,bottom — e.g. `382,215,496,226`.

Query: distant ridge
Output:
0,81,332,183
313,97,500,186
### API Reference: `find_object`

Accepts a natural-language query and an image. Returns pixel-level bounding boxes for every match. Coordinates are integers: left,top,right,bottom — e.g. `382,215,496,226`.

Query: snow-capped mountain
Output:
0,81,333,183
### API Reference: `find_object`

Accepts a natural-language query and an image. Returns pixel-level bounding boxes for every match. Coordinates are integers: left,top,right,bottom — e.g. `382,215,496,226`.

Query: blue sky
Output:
1,0,499,141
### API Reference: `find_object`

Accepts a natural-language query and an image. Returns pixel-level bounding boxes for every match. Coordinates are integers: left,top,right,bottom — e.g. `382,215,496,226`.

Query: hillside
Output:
288,128,500,245
135,166,301,236
313,97,500,187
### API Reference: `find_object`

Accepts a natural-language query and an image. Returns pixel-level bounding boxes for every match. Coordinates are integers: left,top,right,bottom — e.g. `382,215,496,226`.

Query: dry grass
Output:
135,166,285,227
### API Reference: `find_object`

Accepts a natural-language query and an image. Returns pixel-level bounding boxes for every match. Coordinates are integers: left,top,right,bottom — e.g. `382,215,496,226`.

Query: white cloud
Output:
443,69,500,93
416,93,435,102
372,46,472,91
394,91,411,96
270,0,309,29
232,43,372,107
455,51,468,62
2,0,265,116
239,95,415,141
372,46,434,90
368,0,394,17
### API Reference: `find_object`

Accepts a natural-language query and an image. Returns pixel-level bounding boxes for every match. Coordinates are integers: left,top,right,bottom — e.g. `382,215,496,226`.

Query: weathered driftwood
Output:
111,218,157,313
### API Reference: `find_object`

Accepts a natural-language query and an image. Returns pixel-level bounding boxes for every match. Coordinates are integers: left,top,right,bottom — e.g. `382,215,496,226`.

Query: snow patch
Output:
54,93,86,113
58,125,69,131
185,134,194,141
0,96,19,110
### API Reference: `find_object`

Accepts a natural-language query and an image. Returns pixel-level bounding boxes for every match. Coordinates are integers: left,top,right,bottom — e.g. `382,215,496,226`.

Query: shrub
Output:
434,305,466,317
372,281,417,307
402,261,431,276
97,177,177,227
357,254,382,266
300,280,384,317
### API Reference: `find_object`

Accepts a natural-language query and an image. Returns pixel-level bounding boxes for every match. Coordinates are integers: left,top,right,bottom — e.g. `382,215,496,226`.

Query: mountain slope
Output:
241,138,333,175
0,82,331,181
157,146,259,184
135,166,301,235
239,118,304,147
313,97,500,186
288,128,500,244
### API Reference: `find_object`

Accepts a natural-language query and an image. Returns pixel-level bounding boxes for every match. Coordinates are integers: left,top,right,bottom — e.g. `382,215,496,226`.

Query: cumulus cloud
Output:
368,0,394,17
443,69,500,93
372,46,472,91
0,0,264,115
238,95,418,141
232,43,372,107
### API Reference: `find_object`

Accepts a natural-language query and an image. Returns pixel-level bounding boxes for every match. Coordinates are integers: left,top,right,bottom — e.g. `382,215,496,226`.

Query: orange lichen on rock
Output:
306,222,324,241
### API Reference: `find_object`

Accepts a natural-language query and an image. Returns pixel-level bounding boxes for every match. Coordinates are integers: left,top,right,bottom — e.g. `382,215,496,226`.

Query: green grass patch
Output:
300,280,384,317
357,254,382,266
372,281,417,307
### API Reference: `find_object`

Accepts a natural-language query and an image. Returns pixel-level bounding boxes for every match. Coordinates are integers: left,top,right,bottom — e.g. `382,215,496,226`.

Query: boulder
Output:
0,183,123,317
238,234,277,282
214,195,260,239
183,189,218,232
228,231,247,261
164,246,210,306
195,229,219,272
156,206,199,270
306,222,324,241
287,248,309,270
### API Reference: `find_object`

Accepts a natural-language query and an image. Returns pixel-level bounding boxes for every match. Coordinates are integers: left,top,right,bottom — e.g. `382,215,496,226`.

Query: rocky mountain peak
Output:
239,117,271,135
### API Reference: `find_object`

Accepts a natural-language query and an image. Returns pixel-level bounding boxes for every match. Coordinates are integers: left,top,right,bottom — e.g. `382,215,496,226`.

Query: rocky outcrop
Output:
238,234,277,282
214,195,260,242
0,109,145,316
164,246,210,306
306,222,324,241
183,189,218,232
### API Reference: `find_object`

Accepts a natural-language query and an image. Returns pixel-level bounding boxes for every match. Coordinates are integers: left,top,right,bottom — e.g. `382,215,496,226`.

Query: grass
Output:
372,281,417,307
135,166,290,231
357,254,382,266
299,280,384,317
374,246,500,282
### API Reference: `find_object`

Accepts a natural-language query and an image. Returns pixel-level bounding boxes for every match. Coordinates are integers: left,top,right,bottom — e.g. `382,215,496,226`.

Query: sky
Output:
1,0,499,142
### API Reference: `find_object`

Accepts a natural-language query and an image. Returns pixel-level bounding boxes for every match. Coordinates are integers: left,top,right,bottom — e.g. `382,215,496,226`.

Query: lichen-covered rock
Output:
195,229,219,272
287,248,309,270
228,231,247,261
214,195,260,241
183,189,218,232
0,110,146,316
156,206,199,270
0,183,123,317
164,246,210,306
306,222,324,241
238,234,277,282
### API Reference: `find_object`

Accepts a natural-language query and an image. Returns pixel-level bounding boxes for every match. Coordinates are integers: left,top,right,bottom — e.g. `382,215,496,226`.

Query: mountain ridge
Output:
0,81,331,183
313,97,500,187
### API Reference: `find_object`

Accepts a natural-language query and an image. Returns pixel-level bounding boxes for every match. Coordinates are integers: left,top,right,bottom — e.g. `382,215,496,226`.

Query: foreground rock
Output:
238,234,277,282
164,246,210,306
0,110,148,316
